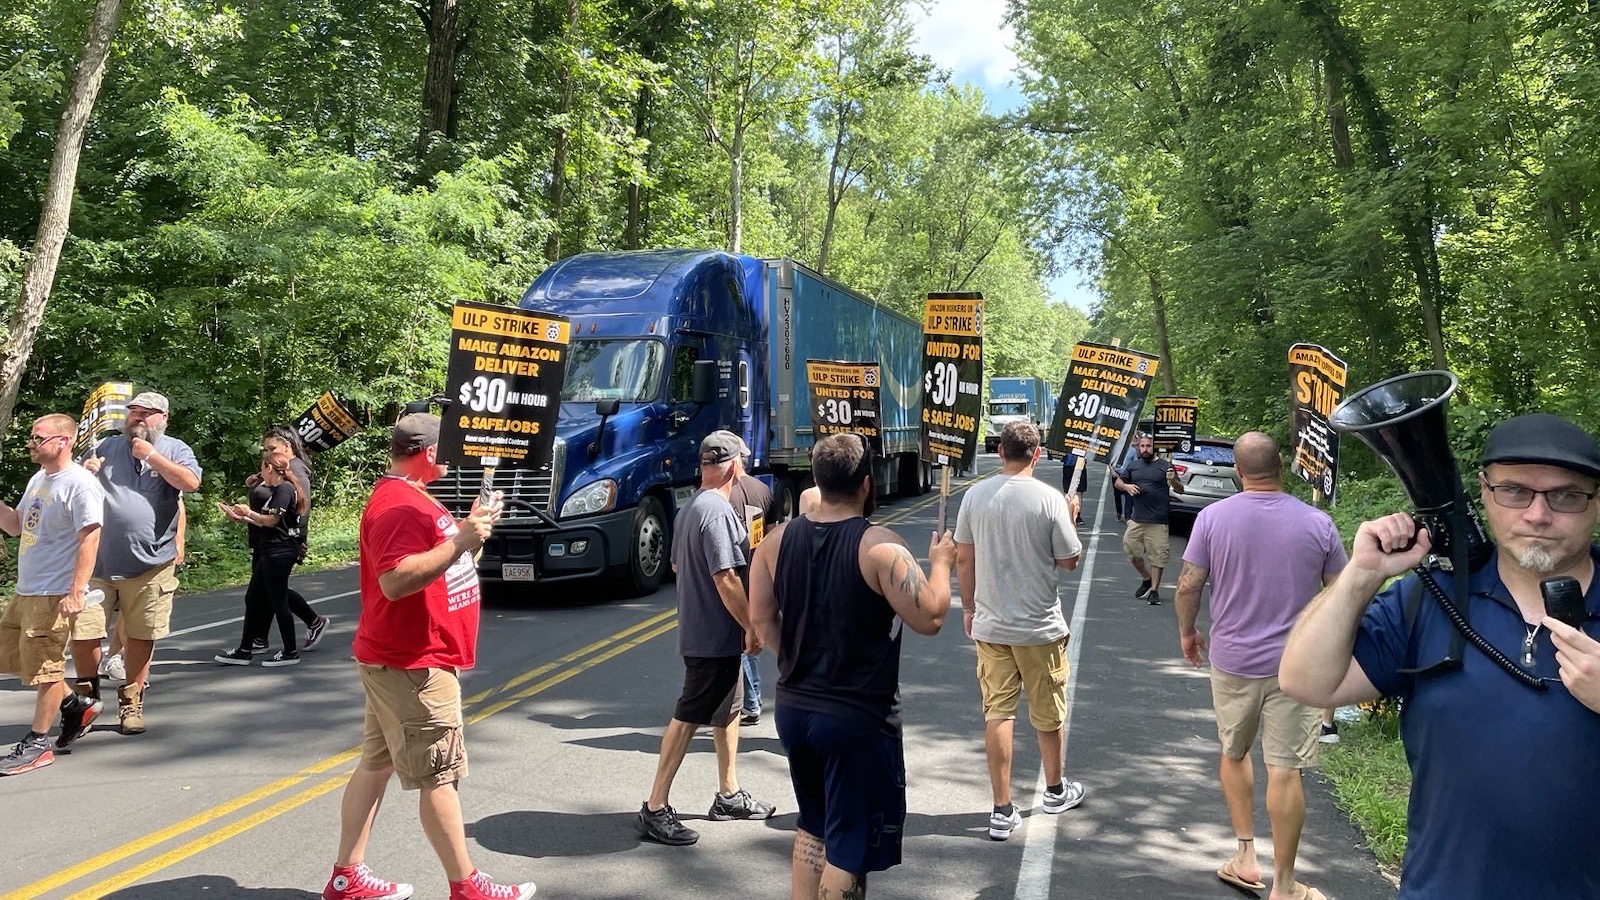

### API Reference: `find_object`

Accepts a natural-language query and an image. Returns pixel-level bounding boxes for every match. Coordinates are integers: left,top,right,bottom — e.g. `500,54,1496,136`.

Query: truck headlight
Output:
560,480,618,518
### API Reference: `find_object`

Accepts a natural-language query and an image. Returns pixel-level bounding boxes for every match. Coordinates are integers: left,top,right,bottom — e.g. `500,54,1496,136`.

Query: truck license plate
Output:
501,563,536,582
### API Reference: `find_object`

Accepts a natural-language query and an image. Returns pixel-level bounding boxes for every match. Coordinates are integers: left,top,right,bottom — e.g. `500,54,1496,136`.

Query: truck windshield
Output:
562,340,665,402
989,401,1027,416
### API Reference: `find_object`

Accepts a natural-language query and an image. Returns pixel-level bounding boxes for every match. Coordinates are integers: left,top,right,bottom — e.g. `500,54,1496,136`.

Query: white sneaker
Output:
988,807,1022,841
100,653,127,682
1043,781,1086,813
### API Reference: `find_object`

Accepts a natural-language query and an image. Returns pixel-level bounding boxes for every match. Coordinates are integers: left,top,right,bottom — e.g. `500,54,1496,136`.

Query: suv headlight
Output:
560,479,618,518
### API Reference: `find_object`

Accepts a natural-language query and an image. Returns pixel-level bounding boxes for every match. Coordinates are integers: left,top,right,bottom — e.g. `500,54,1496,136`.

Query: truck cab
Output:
428,250,766,597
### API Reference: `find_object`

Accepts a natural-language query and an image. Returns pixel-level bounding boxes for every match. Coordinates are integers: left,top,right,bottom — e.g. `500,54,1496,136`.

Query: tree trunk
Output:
544,0,580,262
416,0,460,163
0,0,125,441
1149,269,1177,395
728,134,744,253
625,83,649,250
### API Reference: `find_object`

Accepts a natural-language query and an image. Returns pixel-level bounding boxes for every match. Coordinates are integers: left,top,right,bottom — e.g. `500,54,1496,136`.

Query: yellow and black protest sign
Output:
1153,396,1199,453
438,301,572,468
1045,342,1161,462
1289,343,1348,500
806,360,882,452
76,381,134,455
919,293,984,471
294,391,363,453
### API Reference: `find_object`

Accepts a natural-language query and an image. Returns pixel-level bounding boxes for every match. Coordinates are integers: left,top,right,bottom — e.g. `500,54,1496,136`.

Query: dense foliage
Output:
0,0,1087,500
1014,0,1600,482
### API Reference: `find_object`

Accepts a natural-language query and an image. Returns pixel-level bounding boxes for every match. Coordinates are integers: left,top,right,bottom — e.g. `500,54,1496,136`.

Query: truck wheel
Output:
625,495,668,596
776,477,797,522
897,453,922,498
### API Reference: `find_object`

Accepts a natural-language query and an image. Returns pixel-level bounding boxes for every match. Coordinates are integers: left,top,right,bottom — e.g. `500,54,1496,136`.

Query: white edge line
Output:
1014,474,1107,900
62,590,360,663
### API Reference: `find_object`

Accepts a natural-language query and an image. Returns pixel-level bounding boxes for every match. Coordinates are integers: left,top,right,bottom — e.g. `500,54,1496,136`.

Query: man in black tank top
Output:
749,433,956,899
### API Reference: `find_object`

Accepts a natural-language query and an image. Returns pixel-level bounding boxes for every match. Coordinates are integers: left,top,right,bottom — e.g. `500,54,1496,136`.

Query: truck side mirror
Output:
594,399,620,417
692,359,719,405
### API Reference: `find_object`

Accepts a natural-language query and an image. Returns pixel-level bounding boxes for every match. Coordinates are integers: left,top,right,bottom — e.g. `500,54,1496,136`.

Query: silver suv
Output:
1170,437,1239,521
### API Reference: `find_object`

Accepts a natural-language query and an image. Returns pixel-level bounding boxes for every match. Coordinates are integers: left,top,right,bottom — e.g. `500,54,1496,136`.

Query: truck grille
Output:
427,439,565,524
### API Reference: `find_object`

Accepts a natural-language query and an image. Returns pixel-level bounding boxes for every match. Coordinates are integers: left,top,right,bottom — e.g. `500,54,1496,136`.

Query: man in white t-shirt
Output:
0,413,105,775
955,421,1085,841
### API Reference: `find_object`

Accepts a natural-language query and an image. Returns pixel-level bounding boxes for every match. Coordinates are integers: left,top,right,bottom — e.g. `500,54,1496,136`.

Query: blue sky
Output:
909,0,1098,315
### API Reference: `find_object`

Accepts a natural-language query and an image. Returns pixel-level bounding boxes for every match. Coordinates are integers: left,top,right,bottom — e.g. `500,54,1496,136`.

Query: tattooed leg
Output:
793,829,825,900
819,867,866,900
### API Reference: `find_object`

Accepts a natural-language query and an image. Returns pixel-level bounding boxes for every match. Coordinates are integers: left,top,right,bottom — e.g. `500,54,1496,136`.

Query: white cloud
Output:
910,0,1020,89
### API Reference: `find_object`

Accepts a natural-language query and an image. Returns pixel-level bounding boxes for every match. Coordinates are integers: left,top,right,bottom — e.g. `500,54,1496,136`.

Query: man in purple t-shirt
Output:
1173,432,1346,900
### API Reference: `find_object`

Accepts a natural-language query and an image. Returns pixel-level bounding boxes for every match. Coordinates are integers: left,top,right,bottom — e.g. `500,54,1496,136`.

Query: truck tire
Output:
624,495,668,597
775,476,797,522
897,453,922,498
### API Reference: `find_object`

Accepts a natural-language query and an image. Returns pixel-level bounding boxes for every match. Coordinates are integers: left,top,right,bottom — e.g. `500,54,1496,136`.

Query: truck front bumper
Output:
475,507,635,584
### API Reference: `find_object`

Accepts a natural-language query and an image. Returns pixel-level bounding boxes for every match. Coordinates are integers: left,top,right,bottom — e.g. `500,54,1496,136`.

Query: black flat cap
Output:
1480,413,1600,480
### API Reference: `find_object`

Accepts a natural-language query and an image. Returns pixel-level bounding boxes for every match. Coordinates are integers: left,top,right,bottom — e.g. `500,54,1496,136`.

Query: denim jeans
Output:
741,653,761,715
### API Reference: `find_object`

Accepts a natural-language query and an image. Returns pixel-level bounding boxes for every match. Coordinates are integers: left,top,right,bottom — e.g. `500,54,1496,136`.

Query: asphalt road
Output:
0,457,1399,900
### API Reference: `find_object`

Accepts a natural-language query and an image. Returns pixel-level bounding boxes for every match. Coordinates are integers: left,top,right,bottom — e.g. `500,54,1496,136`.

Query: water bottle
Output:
84,588,106,607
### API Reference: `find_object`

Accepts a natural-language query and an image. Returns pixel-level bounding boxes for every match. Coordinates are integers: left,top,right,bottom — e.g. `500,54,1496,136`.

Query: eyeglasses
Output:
1480,474,1600,514
27,434,66,447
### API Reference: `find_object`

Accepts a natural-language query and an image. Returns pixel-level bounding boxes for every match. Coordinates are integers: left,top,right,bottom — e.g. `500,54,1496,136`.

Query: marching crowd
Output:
6,396,1600,900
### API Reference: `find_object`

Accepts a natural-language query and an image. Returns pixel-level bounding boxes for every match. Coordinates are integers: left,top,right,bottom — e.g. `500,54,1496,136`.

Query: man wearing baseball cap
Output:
80,390,202,735
1281,412,1600,899
636,431,776,846
321,413,535,900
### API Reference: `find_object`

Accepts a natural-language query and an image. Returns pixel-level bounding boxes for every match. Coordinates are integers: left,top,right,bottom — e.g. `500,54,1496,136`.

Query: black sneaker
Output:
304,616,330,651
708,788,776,821
249,638,269,654
0,736,54,776
1319,722,1340,745
1145,590,1162,606
637,802,699,845
262,651,301,668
56,692,101,749
739,710,760,727
215,648,253,666
1135,579,1152,598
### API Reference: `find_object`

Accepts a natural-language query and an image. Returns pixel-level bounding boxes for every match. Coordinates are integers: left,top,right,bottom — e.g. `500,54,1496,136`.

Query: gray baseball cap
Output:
127,391,170,413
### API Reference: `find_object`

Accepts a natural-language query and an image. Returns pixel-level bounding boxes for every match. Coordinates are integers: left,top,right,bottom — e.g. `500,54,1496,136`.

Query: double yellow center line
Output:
2,609,679,900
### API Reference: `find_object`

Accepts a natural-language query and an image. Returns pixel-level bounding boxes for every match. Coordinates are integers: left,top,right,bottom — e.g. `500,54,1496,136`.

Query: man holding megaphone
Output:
1281,412,1600,900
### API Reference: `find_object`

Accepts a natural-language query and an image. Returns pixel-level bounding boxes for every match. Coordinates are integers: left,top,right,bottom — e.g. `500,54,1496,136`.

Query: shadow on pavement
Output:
101,875,320,898
472,809,643,858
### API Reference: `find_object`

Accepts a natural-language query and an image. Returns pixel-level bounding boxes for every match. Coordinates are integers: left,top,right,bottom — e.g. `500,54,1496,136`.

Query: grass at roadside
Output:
1319,710,1410,870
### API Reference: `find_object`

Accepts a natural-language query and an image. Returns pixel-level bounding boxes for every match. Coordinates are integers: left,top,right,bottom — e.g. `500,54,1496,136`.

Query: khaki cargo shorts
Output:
1210,668,1320,769
359,664,469,790
976,637,1070,732
81,562,179,641
0,595,70,686
1123,521,1171,568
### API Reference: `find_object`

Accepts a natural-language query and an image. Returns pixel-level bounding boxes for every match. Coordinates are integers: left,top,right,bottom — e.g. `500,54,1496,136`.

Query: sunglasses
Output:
27,434,67,447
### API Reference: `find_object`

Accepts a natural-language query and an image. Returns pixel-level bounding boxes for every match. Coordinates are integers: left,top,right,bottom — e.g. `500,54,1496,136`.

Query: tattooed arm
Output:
1174,561,1209,667
863,526,955,636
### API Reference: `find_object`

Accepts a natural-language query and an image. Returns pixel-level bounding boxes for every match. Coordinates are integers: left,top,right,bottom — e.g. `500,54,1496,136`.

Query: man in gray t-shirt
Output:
0,413,104,775
81,391,202,735
636,432,775,847
954,421,1085,840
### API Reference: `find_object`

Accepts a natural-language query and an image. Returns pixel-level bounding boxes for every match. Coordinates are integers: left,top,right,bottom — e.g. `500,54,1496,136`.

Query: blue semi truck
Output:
984,375,1052,452
427,250,929,596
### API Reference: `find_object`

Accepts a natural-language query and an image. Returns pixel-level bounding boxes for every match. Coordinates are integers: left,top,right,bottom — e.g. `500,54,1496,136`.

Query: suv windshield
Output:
1174,444,1236,466
989,402,1027,417
562,339,665,403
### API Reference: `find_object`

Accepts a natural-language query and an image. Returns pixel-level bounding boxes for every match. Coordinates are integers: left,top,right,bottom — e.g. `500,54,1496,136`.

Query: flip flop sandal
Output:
1217,863,1266,895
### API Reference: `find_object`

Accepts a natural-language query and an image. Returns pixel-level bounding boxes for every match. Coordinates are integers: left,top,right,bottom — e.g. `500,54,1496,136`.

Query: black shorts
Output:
777,705,906,875
673,656,743,727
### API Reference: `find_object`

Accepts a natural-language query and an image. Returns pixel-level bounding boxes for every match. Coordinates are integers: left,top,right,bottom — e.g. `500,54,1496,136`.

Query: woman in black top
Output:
257,426,329,649
214,457,304,667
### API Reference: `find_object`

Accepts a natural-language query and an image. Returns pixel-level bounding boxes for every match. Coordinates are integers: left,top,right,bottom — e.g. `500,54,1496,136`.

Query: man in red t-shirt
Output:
321,414,534,900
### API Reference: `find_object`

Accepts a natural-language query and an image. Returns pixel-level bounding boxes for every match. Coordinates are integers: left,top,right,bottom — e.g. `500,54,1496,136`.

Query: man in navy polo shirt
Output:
1281,413,1600,899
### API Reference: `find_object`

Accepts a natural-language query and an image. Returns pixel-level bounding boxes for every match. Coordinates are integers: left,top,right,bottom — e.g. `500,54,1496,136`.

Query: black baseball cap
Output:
1480,413,1600,480
390,413,441,457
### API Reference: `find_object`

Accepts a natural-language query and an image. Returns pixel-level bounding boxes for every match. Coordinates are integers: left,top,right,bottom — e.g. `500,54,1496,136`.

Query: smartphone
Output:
1541,576,1588,629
